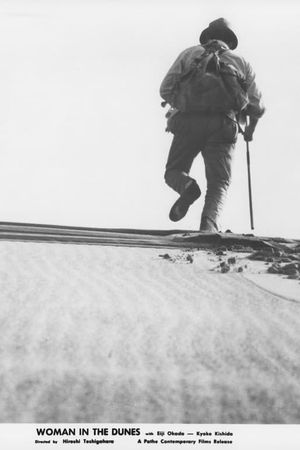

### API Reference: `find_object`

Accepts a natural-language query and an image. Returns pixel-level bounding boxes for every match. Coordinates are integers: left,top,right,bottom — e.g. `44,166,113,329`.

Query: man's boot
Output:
169,179,201,222
200,216,219,232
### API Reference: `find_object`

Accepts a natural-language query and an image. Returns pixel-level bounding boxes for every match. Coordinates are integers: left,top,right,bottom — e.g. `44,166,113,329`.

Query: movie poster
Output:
0,0,299,449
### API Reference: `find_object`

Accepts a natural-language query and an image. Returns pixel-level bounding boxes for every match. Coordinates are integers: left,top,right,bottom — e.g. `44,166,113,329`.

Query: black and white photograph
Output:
0,0,299,448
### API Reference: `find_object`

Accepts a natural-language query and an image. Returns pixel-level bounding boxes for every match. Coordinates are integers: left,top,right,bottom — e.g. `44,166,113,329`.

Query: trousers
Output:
164,112,237,228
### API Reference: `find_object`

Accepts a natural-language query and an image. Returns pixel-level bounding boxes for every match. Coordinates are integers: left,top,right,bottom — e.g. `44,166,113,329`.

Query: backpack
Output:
172,41,249,113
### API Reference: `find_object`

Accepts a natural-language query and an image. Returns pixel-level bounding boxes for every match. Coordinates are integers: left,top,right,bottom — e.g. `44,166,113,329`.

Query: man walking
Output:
160,18,265,232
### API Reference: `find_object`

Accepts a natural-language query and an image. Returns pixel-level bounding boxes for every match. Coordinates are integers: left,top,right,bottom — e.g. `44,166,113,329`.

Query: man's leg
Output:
200,142,235,231
164,114,202,221
164,132,198,195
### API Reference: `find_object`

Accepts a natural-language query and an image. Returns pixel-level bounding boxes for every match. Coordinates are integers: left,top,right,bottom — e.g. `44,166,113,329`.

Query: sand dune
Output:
0,238,299,423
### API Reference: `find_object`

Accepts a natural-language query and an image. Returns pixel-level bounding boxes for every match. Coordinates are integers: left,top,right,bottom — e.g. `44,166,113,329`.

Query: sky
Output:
0,0,299,238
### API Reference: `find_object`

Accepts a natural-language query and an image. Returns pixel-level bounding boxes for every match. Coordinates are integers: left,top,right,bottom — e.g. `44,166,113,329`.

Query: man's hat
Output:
199,18,238,50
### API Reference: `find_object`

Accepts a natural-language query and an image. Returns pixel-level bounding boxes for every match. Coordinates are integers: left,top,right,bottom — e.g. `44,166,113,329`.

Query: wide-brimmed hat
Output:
199,18,238,50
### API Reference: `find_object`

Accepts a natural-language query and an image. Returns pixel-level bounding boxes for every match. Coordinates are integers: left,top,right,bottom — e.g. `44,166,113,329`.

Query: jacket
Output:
160,41,265,119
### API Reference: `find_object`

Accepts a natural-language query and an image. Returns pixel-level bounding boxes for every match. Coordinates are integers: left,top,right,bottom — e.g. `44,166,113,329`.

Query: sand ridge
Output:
0,240,300,423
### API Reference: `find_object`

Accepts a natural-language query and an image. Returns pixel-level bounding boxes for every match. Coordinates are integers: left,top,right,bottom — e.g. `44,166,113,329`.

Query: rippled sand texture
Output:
0,241,299,423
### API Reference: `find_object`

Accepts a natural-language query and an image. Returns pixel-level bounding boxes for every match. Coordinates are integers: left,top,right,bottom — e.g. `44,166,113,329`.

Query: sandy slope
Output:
0,241,299,423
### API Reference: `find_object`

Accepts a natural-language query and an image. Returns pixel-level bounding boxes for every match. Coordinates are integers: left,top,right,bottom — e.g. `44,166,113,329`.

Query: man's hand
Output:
243,116,259,142
243,125,255,142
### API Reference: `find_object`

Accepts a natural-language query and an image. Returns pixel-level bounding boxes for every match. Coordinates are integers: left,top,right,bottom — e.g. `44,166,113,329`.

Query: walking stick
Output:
245,116,254,230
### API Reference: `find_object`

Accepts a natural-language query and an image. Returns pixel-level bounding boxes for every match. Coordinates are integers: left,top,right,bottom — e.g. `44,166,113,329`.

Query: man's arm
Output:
160,48,191,106
243,61,265,141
